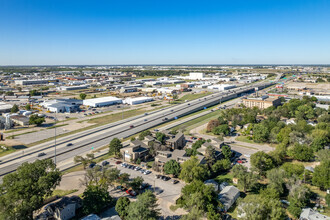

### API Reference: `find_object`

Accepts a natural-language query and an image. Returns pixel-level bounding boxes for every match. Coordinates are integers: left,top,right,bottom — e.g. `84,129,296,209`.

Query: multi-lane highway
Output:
0,81,274,176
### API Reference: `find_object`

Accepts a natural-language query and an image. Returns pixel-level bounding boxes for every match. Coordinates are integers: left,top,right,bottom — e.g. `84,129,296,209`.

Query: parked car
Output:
156,175,161,179
101,161,109,166
37,152,46,157
141,183,150,190
134,166,141,171
144,170,151,175
154,129,159,132
140,169,146,174
126,189,137,196
162,176,170,181
88,163,96,169
144,119,147,121
116,161,122,164
66,143,73,147
172,179,179,184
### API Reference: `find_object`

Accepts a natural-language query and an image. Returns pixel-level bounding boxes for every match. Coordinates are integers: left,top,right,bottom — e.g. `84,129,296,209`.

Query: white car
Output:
144,170,151,175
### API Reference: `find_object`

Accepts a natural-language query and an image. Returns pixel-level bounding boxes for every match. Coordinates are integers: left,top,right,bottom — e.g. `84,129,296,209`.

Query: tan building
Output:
242,97,281,109
10,115,29,126
120,140,149,162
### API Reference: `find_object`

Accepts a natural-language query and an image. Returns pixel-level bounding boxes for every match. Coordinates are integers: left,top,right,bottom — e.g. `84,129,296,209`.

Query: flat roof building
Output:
242,96,281,109
15,79,59,85
83,96,122,107
124,97,153,105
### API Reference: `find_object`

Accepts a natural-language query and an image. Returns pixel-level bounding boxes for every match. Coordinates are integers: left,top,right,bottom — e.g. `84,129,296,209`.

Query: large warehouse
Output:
124,97,153,105
83,96,123,107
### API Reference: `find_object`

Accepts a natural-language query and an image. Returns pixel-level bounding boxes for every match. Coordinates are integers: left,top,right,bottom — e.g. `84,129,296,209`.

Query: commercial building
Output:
15,79,59,85
41,99,82,113
189,72,205,80
242,96,281,109
10,115,29,126
119,87,138,93
120,140,149,162
124,97,153,105
83,96,122,107
0,102,13,113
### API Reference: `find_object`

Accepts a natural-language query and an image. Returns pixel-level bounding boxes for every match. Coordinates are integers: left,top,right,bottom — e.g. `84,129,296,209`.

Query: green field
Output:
179,92,212,101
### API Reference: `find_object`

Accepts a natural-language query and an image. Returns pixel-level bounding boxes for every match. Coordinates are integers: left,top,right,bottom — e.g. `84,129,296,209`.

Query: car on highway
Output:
162,118,168,121
144,119,147,121
154,129,159,132
66,143,73,147
187,103,190,105
130,125,134,128
101,161,109,166
144,113,148,115
37,152,46,157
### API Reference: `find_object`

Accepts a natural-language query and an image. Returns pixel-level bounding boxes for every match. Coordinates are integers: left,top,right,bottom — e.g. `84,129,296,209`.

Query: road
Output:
0,81,274,176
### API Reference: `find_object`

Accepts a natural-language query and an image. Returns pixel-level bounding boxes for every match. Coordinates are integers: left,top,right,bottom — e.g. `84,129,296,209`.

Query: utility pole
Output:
54,111,57,164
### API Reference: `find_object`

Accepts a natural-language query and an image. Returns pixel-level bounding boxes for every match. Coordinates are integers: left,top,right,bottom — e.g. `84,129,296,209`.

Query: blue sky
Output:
0,0,329,65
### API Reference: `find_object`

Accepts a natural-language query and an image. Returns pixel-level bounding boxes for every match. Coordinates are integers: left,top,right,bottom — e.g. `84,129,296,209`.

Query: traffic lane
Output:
112,161,183,204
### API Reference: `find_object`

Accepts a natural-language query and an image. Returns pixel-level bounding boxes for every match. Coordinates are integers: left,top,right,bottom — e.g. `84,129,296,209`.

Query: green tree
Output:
250,151,275,175
0,159,61,220
211,159,231,174
266,168,286,195
310,129,330,152
287,143,314,162
80,93,87,100
232,165,258,193
11,104,19,113
29,89,39,96
126,190,160,220
281,162,304,177
25,103,31,110
237,195,286,220
139,130,152,140
164,159,181,177
312,160,330,190
204,146,216,167
109,138,122,157
74,153,95,169
156,132,166,144
179,156,209,183
129,176,144,191
29,114,45,126
315,149,330,162
181,180,218,212
212,124,230,136
222,145,232,159
253,124,269,143
206,119,220,132
118,173,130,187
82,185,113,215
288,185,311,218
115,197,130,219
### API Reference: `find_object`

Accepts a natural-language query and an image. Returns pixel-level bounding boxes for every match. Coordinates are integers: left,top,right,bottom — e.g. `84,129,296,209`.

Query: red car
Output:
126,189,137,196
116,161,122,164
237,160,243,164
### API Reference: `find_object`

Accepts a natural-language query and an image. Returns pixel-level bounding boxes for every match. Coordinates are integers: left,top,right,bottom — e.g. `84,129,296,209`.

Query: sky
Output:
0,0,329,65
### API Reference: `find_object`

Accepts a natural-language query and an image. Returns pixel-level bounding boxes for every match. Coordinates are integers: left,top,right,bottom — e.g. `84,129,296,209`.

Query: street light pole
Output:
54,111,57,164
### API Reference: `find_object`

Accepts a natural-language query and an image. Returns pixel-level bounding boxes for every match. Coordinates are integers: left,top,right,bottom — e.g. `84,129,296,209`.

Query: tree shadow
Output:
12,145,27,150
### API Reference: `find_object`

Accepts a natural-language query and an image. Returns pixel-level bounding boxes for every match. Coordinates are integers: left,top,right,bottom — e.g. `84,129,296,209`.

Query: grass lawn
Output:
51,189,79,197
235,136,255,144
179,92,212,101
0,146,17,157
82,108,146,124
62,164,84,175
215,172,234,184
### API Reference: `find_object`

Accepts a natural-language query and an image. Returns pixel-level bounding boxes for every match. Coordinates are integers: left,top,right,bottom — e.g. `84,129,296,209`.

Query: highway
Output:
0,81,274,176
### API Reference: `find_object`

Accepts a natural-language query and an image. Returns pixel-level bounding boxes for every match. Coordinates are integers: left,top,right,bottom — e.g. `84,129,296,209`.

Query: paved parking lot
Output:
109,158,184,204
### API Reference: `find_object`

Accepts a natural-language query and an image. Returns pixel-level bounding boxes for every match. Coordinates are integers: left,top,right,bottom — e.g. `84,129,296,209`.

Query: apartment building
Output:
242,96,281,109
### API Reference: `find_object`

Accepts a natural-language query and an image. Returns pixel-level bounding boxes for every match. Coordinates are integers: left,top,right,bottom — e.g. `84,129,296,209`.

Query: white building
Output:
207,84,236,91
189,72,205,80
124,97,153,105
83,96,122,107
57,85,90,91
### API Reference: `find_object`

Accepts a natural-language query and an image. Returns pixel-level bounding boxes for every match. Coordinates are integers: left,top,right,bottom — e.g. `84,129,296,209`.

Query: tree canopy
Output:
0,159,61,220
164,159,181,177
109,138,122,157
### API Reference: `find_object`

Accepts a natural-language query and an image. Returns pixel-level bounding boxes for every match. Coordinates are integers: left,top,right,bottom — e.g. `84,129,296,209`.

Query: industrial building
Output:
124,97,153,105
83,96,122,107
242,96,281,109
0,102,13,113
119,87,138,93
189,72,205,80
207,84,236,91
41,99,83,113
15,79,59,85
